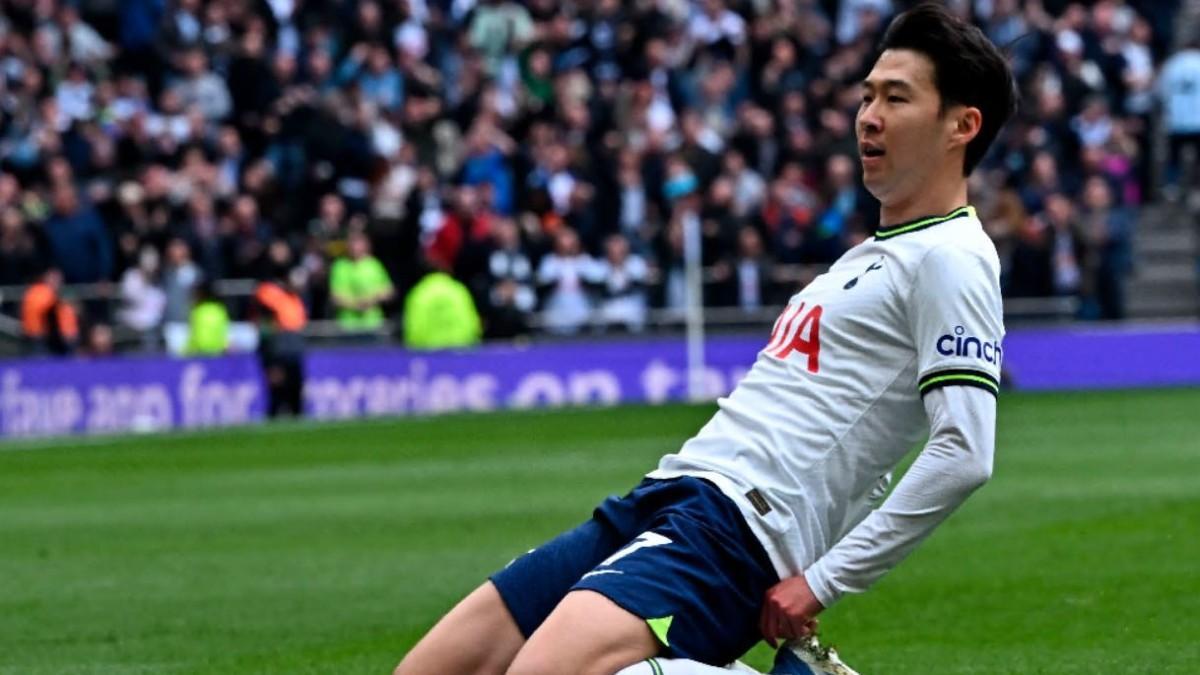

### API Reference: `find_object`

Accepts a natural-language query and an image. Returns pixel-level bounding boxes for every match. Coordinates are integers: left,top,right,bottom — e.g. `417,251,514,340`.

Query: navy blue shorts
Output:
489,476,779,665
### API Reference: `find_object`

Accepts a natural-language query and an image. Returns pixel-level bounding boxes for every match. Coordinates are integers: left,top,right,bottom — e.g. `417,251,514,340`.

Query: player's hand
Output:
759,575,825,648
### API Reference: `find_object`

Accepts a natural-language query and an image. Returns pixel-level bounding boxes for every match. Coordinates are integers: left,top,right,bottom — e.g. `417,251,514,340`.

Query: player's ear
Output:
949,106,982,148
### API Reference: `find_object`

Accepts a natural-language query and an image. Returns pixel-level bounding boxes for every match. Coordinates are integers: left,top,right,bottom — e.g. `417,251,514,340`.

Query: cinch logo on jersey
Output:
937,326,1003,365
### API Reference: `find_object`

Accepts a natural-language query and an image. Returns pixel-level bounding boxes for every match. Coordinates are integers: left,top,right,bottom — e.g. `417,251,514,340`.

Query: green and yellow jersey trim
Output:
874,205,975,239
918,368,1000,397
646,616,673,647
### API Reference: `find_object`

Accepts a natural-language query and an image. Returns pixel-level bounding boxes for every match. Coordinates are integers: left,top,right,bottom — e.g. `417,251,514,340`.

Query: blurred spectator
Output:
720,149,766,221
56,63,95,125
712,225,779,310
1122,17,1156,119
616,149,654,247
1045,193,1084,298
302,193,354,320
689,0,748,51
83,322,115,358
462,124,517,216
658,209,694,312
221,194,271,280
181,191,223,280
837,0,893,45
19,270,58,338
483,217,535,339
307,193,351,257
759,162,822,264
170,48,231,122
815,153,868,246
428,184,494,277
1078,176,1133,320
212,126,245,199
0,206,43,286
1007,211,1055,299
537,227,595,334
335,43,403,109
117,244,167,349
468,0,534,76
1020,151,1065,214
57,4,114,65
1072,96,1115,150
253,268,308,417
162,237,201,327
43,182,112,285
51,296,82,355
329,230,395,332
21,268,79,355
1158,37,1200,197
403,260,483,351
185,282,229,356
593,234,650,332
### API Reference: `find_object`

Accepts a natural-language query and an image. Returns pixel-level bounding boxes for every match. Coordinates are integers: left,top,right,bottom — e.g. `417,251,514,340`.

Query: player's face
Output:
856,49,956,205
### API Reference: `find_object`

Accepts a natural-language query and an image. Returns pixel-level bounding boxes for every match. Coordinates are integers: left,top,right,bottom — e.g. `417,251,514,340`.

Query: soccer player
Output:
395,4,1017,674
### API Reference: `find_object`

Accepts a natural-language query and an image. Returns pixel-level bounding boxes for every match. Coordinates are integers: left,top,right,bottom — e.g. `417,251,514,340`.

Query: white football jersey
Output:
649,205,1004,587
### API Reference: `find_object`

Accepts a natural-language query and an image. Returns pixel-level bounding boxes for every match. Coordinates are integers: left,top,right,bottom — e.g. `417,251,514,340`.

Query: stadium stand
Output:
0,0,1195,356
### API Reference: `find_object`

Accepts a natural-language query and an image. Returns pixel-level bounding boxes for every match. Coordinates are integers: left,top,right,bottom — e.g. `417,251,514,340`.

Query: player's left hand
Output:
759,575,825,648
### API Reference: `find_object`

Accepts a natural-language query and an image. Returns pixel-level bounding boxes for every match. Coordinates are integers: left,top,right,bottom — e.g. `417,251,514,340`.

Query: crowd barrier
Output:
2,323,1197,439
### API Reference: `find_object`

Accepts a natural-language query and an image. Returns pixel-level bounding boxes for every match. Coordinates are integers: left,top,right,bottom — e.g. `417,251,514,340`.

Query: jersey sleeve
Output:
907,243,1004,398
803,385,996,607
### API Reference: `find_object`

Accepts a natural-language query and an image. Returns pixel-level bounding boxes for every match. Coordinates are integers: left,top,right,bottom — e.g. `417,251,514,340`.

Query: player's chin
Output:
860,171,887,196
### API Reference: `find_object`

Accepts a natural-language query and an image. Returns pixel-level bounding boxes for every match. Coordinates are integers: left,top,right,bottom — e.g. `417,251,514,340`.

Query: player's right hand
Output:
759,575,824,648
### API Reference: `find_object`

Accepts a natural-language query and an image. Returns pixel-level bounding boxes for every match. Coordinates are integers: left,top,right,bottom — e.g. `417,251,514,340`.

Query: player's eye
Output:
887,96,906,103
861,95,874,105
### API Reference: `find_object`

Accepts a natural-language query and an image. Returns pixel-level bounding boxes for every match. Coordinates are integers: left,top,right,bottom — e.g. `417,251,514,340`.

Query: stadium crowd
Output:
0,0,1191,356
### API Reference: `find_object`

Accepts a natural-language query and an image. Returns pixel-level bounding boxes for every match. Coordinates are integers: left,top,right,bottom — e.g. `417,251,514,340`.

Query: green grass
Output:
1,389,1198,674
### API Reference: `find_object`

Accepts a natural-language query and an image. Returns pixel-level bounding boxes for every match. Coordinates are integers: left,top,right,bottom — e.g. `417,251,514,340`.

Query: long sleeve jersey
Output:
649,205,1003,607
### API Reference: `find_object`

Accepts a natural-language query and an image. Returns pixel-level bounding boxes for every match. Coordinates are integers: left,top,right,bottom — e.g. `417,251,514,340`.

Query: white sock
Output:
614,657,764,674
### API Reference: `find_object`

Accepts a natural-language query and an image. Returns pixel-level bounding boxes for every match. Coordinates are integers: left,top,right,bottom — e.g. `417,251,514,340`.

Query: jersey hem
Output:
646,467,799,582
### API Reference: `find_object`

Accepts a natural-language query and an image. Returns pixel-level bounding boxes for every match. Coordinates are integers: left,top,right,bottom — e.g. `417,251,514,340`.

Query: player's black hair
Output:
875,2,1018,175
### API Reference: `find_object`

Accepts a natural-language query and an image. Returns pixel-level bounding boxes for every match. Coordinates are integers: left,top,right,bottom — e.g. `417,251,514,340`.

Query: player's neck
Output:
879,171,970,227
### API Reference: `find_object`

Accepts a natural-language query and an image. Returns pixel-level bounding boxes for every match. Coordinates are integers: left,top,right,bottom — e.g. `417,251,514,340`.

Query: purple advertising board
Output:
302,338,759,420
1001,323,1200,390
0,355,265,439
2,323,1198,439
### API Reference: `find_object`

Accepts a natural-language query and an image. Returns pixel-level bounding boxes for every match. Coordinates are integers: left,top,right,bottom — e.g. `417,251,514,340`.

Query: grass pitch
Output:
1,389,1198,674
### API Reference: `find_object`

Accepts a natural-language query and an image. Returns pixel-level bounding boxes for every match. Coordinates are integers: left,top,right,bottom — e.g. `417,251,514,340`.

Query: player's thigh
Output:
394,581,522,675
490,514,629,638
568,499,777,664
506,589,660,675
